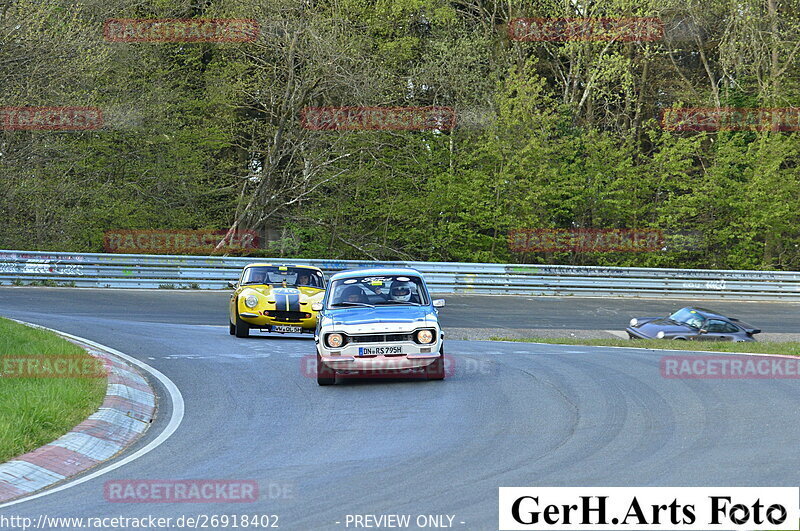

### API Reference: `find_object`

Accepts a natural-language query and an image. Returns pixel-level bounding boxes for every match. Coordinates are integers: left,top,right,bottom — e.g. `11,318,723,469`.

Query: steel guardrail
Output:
1,249,799,300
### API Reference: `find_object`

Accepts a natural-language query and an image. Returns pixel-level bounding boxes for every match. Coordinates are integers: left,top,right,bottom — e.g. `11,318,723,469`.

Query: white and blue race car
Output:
312,267,446,385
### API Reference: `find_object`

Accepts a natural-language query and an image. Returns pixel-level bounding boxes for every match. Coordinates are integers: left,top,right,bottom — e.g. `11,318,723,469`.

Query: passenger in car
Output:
339,285,369,304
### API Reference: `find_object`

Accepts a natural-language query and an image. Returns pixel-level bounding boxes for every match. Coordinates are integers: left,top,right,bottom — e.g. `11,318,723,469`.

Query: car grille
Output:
348,333,414,343
265,310,309,322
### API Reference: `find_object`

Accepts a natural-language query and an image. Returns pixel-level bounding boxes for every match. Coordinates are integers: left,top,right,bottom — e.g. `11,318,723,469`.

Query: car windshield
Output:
668,308,706,329
328,274,429,308
241,266,323,288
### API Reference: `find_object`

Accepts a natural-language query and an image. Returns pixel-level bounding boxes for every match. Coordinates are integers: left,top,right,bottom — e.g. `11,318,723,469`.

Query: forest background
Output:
1,0,799,270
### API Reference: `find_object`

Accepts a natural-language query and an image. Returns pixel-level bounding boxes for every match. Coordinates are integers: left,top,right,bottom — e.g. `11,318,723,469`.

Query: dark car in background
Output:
626,307,761,342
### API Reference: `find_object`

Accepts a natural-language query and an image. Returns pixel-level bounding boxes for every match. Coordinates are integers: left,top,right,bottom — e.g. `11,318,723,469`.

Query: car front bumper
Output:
239,312,317,331
318,338,442,373
625,327,653,339
319,353,441,374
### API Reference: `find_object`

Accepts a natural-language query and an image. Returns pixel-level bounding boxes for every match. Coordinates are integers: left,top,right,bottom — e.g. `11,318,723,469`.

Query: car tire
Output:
317,352,335,385
234,314,250,338
229,321,235,335
425,348,446,381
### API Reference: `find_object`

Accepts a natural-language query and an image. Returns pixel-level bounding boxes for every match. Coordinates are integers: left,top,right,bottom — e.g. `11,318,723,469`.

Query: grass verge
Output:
0,318,106,464
490,336,800,356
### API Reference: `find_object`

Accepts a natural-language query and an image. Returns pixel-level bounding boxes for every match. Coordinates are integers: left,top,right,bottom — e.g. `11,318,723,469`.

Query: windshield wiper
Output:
330,301,374,308
377,300,420,305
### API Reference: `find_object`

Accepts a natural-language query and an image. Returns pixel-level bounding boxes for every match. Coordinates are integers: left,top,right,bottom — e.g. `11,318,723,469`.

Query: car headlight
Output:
326,333,344,348
630,318,638,327
416,329,434,344
656,331,665,339
245,295,259,308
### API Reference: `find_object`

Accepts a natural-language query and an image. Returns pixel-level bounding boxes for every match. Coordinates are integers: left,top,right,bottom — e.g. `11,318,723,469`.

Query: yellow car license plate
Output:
273,325,302,333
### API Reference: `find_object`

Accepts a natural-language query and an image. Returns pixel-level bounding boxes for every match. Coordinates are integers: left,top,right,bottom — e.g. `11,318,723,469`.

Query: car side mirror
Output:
311,302,323,311
433,299,445,308
227,281,238,289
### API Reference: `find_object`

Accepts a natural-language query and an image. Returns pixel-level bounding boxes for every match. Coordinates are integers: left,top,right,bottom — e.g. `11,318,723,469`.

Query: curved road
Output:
1,288,800,530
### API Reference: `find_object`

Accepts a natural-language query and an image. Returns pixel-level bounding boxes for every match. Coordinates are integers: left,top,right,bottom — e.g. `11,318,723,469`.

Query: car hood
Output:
322,306,437,333
241,285,323,300
637,318,696,334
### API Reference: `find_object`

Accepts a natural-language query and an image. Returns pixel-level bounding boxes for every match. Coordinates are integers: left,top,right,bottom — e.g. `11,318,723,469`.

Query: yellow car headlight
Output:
326,333,344,348
416,329,434,344
245,295,259,308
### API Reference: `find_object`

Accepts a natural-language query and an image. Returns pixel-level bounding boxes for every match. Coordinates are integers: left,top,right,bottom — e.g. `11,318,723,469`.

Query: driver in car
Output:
686,315,704,328
250,270,266,284
297,273,310,287
389,280,417,303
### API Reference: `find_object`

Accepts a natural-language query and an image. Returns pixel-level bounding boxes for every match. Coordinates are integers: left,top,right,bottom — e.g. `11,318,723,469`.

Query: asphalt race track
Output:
3,287,800,332
2,288,800,530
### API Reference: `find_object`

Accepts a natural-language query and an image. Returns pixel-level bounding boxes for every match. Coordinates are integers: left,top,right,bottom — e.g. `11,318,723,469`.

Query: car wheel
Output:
317,352,335,385
229,321,235,335
425,347,446,381
234,314,250,338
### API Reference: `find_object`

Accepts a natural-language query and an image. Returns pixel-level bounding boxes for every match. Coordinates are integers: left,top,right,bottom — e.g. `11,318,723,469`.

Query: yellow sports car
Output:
228,264,326,337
